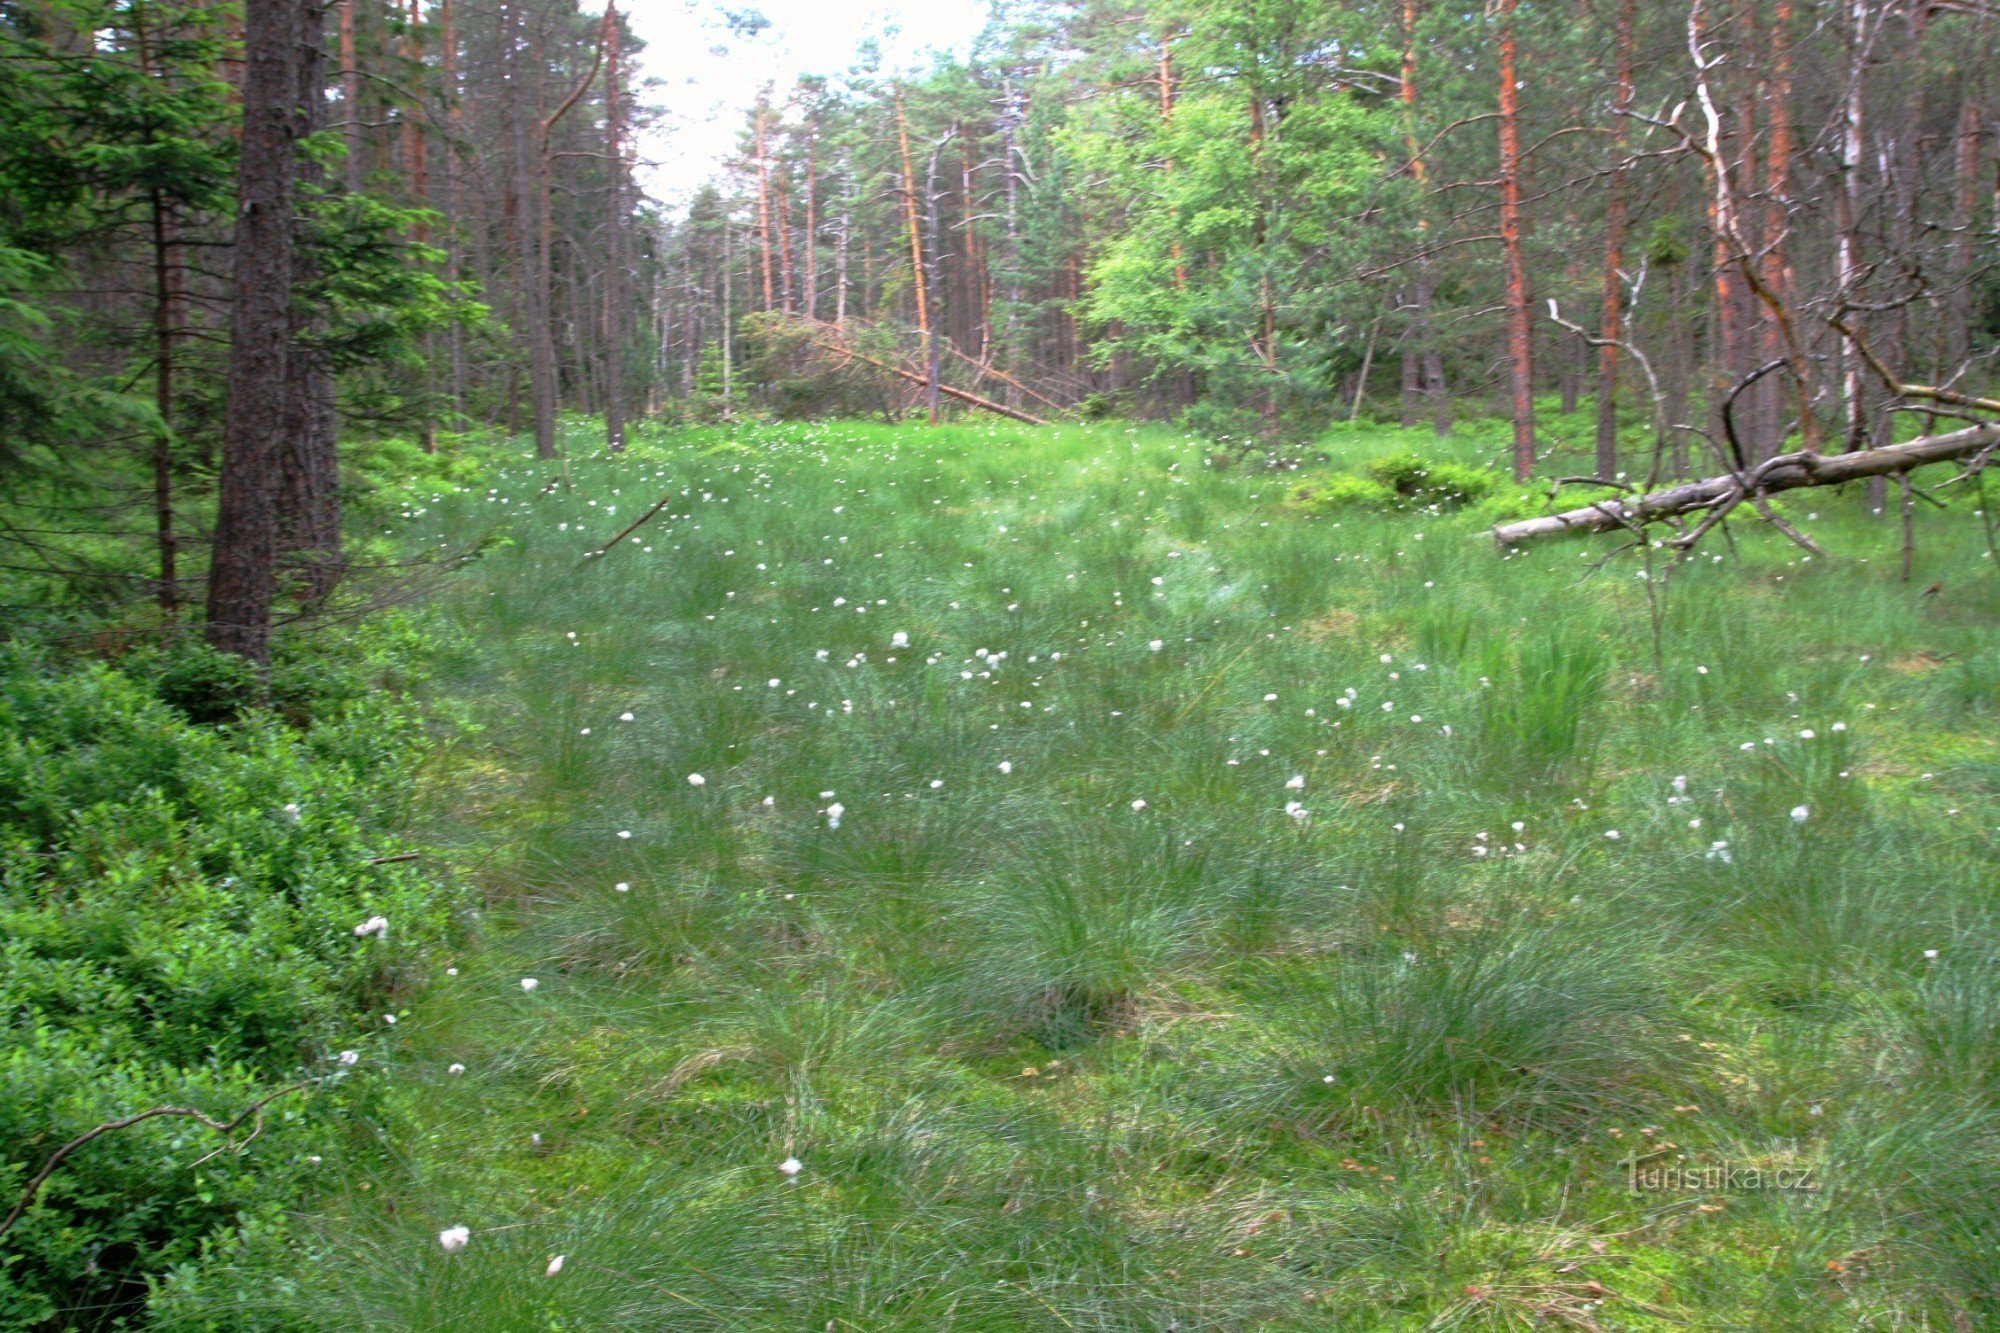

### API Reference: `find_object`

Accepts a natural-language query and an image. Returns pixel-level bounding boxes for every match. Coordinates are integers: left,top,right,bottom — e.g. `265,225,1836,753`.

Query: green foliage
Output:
1286,452,1502,516
1365,451,1498,508
0,633,463,1327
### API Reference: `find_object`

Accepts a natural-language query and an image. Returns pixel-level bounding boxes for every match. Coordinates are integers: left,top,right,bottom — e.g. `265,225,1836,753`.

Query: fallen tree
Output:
1491,423,2000,548
809,339,1049,426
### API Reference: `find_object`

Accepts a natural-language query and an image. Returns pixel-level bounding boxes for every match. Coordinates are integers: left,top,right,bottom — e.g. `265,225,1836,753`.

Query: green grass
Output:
166,416,2000,1328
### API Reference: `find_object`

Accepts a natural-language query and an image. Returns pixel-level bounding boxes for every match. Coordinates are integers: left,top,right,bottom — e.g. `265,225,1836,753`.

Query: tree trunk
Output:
207,0,304,664
149,191,180,618
1496,0,1535,481
601,0,626,451
803,118,818,320
278,3,342,603
1835,0,1872,451
755,99,775,311
1594,0,1635,478
1753,0,1795,462
896,91,935,422
339,0,361,191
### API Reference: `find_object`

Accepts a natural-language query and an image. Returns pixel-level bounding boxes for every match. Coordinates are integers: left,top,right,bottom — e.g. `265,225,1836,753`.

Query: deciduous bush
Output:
0,639,462,1328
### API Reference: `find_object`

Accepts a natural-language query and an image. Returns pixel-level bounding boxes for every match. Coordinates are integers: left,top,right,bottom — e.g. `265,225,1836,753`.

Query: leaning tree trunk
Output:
207,0,304,664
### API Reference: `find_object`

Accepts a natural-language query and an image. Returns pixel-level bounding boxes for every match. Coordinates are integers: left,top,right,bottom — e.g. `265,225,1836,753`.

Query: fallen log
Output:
1491,423,2000,548
810,341,1048,426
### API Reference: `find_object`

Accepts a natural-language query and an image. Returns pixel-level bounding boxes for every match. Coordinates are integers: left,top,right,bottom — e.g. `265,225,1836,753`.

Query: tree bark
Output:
207,0,305,663
601,0,626,451
1496,0,1535,480
895,90,935,423
278,1,342,603
1491,423,2000,547
1594,0,1635,478
339,0,361,190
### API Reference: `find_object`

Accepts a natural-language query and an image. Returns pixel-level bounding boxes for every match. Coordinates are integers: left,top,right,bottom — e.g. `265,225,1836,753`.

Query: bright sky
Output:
620,0,991,210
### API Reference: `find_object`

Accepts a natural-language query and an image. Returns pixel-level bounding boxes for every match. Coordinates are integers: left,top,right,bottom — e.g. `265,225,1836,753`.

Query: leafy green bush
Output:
1286,453,1501,515
1285,472,1394,514
0,643,463,1328
1365,451,1496,508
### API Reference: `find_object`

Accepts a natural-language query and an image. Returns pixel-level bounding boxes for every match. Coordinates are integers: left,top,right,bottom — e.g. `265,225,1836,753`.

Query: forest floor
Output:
225,417,2000,1327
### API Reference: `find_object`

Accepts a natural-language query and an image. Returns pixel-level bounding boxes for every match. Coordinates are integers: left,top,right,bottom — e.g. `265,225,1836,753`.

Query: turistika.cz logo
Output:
1625,1157,1820,1193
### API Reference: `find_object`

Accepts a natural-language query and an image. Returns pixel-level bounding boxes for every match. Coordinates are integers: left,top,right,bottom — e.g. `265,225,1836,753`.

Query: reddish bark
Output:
1496,0,1536,481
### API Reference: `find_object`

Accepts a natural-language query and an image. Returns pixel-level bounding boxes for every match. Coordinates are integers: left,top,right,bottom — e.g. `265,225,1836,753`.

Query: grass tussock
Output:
167,417,2000,1328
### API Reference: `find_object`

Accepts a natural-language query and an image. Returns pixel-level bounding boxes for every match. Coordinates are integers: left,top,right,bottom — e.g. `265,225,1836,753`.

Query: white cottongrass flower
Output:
1285,801,1308,822
1924,948,1940,960
617,830,632,839
825,802,845,829
545,1255,566,1277
891,631,909,648
1604,830,1621,840
1334,697,1351,709
1672,775,1687,794
1790,805,1811,823
1285,775,1305,790
447,1062,466,1075
1130,799,1148,811
778,1156,803,1176
353,916,389,939
1263,693,1279,702
337,1050,359,1066
998,761,1013,774
615,882,630,893
1148,640,1164,651
1705,840,1733,863
619,712,635,722
520,977,540,993
687,773,706,786
282,802,302,822
438,1225,470,1253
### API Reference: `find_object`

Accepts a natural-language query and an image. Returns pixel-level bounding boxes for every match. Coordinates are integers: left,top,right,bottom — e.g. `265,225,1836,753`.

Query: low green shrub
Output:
1286,452,1503,516
1365,451,1497,508
0,639,463,1328
1286,471,1394,514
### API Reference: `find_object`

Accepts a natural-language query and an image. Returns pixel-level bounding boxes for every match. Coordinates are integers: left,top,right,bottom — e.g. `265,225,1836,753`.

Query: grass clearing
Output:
172,417,2000,1328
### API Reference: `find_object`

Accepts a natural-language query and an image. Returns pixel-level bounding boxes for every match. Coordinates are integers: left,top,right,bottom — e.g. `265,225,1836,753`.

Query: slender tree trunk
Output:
601,0,626,451
896,90,935,422
441,0,464,424
1835,0,1872,450
1942,94,1985,377
524,11,605,459
1595,0,1635,477
835,169,851,329
803,118,818,319
339,0,361,190
1496,0,1535,481
1754,0,1795,461
924,142,946,424
149,192,180,618
755,98,775,311
208,0,304,663
134,7,181,617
